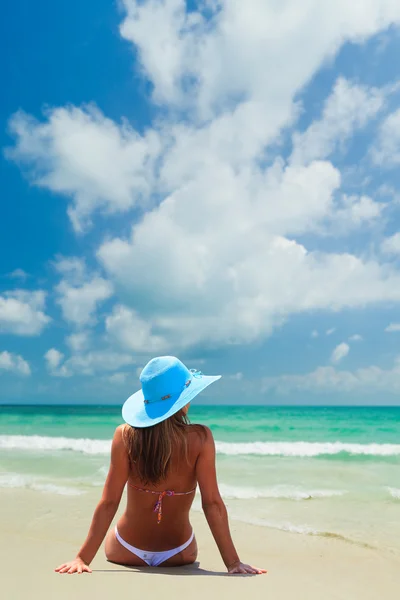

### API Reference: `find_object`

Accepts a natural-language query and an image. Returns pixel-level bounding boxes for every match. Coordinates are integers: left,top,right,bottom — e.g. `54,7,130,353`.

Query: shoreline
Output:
1,488,399,599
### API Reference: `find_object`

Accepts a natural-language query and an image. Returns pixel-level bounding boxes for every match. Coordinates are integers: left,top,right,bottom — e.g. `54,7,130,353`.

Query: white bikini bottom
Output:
114,526,194,567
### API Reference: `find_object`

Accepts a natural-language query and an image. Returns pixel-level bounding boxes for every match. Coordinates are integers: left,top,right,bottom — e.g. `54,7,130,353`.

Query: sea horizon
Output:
2,402,400,408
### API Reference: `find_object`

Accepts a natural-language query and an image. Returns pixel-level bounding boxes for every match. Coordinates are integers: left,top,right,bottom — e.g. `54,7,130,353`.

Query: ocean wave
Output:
219,484,346,501
215,440,400,457
0,473,84,496
388,487,400,500
229,514,375,549
0,435,111,454
2,435,400,458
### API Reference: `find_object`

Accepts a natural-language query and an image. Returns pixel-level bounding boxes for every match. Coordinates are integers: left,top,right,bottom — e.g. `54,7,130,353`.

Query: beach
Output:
1,405,400,598
1,487,399,600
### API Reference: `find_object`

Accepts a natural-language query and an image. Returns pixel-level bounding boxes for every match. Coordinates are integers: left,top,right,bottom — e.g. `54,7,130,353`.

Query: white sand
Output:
1,488,399,600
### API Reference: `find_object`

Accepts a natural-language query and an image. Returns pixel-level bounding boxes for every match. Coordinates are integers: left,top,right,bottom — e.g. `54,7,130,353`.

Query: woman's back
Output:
117,424,203,550
56,356,265,574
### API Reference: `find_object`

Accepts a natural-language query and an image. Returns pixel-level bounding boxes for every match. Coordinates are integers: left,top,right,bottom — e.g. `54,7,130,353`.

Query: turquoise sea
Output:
1,405,400,554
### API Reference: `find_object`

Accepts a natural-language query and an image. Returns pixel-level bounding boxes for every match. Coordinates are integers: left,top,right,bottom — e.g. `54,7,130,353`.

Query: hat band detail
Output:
144,378,192,405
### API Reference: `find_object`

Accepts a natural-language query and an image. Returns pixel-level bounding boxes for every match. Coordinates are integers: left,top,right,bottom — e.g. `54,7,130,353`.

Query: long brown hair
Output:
122,410,201,486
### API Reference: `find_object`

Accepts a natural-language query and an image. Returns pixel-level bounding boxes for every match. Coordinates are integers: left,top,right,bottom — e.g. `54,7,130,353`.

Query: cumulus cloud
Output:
0,290,50,336
54,256,87,283
381,233,400,255
6,106,161,232
54,257,113,327
6,1,400,355
44,348,64,371
107,372,128,384
7,2,400,229
56,277,113,327
0,351,31,376
385,323,400,333
328,194,383,234
105,305,168,353
290,77,386,166
120,0,400,120
45,348,135,378
8,269,29,281
371,107,400,167
349,334,363,342
262,357,400,395
331,342,350,364
99,218,400,349
229,372,243,381
66,332,90,352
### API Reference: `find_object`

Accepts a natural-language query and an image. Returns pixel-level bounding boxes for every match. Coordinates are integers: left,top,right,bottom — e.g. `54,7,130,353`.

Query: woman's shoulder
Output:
112,424,131,450
187,423,214,447
114,424,128,437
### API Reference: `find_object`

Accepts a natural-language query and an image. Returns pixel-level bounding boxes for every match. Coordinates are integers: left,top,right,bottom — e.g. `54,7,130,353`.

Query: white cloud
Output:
44,348,64,370
385,323,400,333
45,348,135,378
290,77,386,166
311,330,319,338
121,0,400,121
107,372,128,384
229,372,243,381
54,257,113,327
371,107,400,166
0,290,50,336
381,233,400,255
54,256,87,283
66,332,90,352
262,357,400,395
8,269,29,281
56,277,113,327
326,328,336,336
7,2,400,230
0,351,31,376
329,194,383,233
331,342,350,364
105,305,168,353
99,217,400,349
349,334,363,342
62,350,135,377
6,1,400,354
6,106,161,232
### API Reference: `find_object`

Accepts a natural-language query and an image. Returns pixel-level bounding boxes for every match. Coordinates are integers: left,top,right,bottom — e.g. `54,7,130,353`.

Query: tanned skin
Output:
55,405,267,575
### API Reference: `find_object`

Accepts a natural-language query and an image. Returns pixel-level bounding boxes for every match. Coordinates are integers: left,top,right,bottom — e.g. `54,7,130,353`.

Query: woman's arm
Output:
196,426,266,575
55,425,129,574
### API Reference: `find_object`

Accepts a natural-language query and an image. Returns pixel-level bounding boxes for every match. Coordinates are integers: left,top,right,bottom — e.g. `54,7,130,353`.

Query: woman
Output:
55,356,266,575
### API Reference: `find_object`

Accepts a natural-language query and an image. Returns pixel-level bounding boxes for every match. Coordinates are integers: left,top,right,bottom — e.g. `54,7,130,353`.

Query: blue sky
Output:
1,0,400,405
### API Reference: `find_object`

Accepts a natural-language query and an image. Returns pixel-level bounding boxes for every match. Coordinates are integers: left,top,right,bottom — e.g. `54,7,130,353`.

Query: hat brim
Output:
122,374,221,428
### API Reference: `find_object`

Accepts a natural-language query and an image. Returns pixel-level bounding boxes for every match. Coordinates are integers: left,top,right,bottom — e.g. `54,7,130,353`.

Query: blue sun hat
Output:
122,356,221,428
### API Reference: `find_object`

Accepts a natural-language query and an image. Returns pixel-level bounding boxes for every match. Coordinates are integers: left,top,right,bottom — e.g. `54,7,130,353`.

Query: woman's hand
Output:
227,560,267,575
55,557,92,574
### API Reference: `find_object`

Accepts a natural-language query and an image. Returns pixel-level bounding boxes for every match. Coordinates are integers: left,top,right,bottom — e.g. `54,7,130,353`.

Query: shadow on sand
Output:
93,561,252,577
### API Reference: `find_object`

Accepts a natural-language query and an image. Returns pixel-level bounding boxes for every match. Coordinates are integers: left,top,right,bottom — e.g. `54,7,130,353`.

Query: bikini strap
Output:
129,483,196,524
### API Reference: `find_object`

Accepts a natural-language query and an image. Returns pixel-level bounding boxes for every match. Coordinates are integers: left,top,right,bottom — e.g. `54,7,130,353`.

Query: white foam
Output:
388,487,400,500
219,483,346,501
0,472,84,496
229,512,318,534
0,435,111,454
2,435,400,458
215,440,400,457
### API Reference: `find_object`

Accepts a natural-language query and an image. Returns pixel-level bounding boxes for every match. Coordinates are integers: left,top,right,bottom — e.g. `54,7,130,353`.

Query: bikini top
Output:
129,483,196,525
